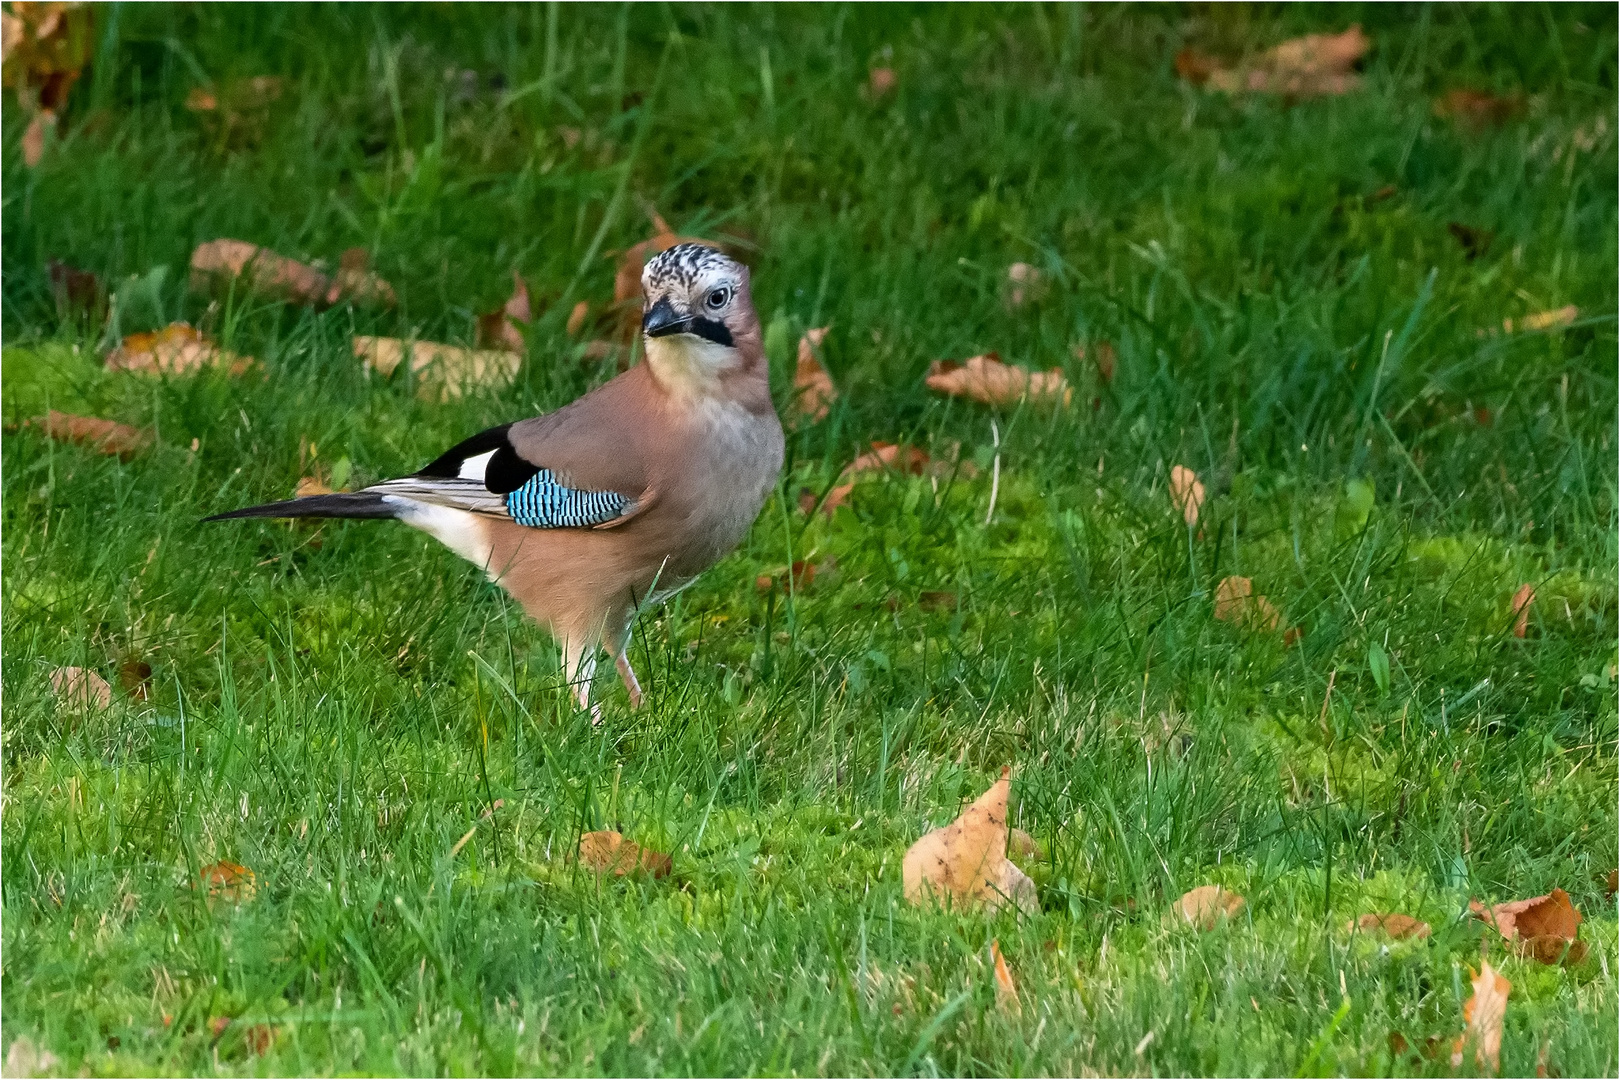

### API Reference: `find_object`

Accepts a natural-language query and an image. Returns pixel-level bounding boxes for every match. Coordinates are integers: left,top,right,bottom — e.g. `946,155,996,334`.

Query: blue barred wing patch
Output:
505,469,629,528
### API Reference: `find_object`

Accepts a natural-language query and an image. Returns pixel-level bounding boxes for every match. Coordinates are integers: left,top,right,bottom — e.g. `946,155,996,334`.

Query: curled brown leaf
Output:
790,326,837,424
105,322,255,377
1168,465,1205,528
1169,884,1245,930
578,830,672,879
25,411,152,459
1213,576,1282,633
50,665,110,710
902,767,1036,915
925,353,1071,407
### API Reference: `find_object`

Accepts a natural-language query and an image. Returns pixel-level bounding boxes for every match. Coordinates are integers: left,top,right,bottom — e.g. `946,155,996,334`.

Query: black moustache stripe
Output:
690,317,733,347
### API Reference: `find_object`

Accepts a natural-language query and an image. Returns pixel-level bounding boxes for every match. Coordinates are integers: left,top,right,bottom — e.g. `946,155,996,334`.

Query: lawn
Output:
2,3,1616,1076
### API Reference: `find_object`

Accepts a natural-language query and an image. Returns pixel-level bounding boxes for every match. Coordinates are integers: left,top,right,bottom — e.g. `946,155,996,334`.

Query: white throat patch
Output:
645,334,738,398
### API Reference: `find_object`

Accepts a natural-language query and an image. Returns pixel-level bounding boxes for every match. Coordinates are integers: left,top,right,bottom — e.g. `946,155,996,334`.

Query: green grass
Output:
3,3,1616,1075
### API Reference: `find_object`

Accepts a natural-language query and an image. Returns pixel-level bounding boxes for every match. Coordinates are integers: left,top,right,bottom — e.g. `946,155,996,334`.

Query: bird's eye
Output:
704,287,730,311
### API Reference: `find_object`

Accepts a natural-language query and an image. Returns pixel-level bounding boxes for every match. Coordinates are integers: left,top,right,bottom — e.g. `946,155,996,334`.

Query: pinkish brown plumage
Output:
209,244,784,718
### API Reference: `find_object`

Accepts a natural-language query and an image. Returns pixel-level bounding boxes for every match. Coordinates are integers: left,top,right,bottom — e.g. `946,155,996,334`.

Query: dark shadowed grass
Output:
2,3,1616,1075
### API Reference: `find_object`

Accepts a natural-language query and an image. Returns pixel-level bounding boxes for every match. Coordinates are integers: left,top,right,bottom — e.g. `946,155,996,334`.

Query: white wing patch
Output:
457,449,497,481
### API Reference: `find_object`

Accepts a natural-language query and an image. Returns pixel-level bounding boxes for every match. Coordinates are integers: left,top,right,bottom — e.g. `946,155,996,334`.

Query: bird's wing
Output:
374,378,660,530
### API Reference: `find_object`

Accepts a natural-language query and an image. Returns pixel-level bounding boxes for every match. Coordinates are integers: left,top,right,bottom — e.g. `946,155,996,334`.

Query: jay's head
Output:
640,244,759,386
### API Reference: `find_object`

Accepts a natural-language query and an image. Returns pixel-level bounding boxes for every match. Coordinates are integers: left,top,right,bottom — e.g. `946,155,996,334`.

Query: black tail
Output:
203,492,398,523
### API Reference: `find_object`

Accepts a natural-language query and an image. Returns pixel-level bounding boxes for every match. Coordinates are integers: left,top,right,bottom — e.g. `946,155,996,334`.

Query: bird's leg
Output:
615,648,644,710
561,640,602,725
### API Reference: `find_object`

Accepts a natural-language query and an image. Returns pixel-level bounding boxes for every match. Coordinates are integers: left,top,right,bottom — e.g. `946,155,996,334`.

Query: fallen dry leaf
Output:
1345,912,1431,940
990,939,1021,1016
200,860,257,903
1169,465,1205,528
326,247,396,307
790,326,836,424
867,66,897,99
207,1016,231,1039
1604,869,1617,900
190,239,394,308
1169,884,1245,930
1213,576,1283,633
20,107,49,164
1005,263,1044,309
566,300,590,336
50,665,110,710
25,411,153,459
1434,88,1524,129
1451,961,1510,1073
1501,306,1578,334
1181,26,1369,99
755,558,822,593
3,1036,59,1079
117,656,152,701
902,767,1037,916
354,336,521,401
105,322,256,377
241,1024,277,1056
1074,340,1116,384
578,830,672,879
47,257,101,316
1471,887,1585,964
476,271,532,353
295,476,334,497
3,0,92,168
925,353,1071,408
1510,583,1534,638
809,441,977,517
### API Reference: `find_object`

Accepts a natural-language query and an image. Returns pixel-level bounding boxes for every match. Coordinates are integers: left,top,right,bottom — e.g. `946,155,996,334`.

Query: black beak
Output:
642,298,693,338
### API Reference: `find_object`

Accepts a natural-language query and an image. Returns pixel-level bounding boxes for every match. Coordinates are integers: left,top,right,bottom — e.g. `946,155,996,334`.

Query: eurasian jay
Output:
208,243,785,717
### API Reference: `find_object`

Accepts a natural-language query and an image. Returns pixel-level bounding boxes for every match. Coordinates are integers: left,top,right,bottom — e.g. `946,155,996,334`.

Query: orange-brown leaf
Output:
1345,912,1431,940
21,107,50,165
476,270,531,352
2,2,94,114
1471,887,1583,964
1451,961,1510,1072
1191,26,1369,99
1604,869,1617,900
925,353,1071,407
867,66,897,99
117,656,152,701
200,860,257,902
790,326,837,423
1169,465,1205,528
1501,306,1578,334
1434,88,1524,128
1074,340,1117,384
325,247,396,308
26,410,153,459
578,830,672,879
1169,884,1245,930
353,336,521,401
1510,583,1534,638
566,300,591,337
50,665,110,710
990,939,1021,1016
105,322,255,377
902,767,1036,915
1213,576,1282,632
